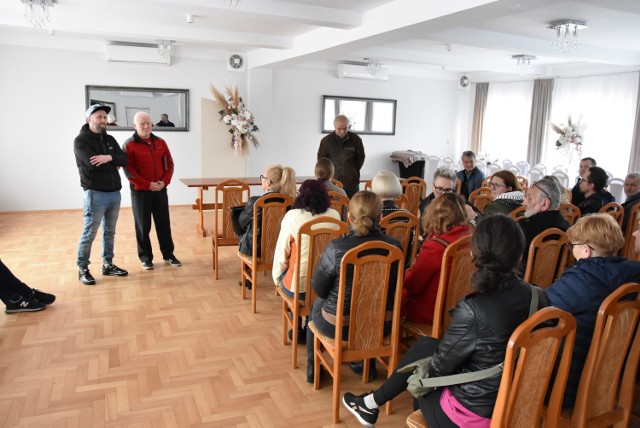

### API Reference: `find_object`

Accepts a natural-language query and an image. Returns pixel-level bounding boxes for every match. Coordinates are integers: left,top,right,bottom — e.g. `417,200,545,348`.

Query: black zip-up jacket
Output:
74,124,128,191
317,131,365,197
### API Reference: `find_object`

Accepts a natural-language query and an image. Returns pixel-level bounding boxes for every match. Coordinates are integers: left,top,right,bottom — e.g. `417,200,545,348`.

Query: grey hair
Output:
433,166,456,183
626,172,640,181
461,151,476,160
533,177,561,210
371,170,402,199
334,115,350,126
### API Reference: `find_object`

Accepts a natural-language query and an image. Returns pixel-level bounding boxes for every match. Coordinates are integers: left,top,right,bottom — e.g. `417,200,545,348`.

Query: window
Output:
322,95,397,135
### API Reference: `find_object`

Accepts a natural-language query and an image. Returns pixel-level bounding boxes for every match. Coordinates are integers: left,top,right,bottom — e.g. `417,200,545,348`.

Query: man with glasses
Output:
577,166,614,216
419,167,477,224
456,150,485,200
518,178,569,273
571,157,596,206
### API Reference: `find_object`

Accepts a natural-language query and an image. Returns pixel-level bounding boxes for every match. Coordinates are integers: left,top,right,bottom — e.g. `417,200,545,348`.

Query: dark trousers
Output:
131,188,175,262
0,259,33,304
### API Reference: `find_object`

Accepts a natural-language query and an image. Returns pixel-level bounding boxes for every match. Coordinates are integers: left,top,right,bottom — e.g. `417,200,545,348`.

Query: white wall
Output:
0,44,468,212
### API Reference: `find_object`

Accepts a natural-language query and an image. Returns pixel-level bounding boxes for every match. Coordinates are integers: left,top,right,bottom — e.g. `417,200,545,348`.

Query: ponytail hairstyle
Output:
470,214,525,292
264,164,297,199
347,190,382,236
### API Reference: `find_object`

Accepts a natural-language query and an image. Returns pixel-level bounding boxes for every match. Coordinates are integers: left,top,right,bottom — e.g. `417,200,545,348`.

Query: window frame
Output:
321,95,397,135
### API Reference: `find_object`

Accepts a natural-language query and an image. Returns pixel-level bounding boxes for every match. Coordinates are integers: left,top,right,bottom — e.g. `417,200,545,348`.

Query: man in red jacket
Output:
123,112,181,270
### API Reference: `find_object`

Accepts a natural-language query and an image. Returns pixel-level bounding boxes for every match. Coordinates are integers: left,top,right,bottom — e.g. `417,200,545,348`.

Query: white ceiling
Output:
1,0,639,81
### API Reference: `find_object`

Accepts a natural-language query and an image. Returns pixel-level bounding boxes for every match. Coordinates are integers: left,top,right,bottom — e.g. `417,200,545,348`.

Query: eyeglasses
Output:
434,186,455,194
568,242,595,251
489,182,506,189
259,174,271,182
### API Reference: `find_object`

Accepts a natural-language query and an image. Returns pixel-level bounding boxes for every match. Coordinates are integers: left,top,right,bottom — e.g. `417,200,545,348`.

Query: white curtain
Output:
481,81,534,165
543,72,639,180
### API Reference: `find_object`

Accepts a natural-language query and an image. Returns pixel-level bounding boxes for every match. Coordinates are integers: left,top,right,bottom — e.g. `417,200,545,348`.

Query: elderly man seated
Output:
518,178,569,273
622,172,640,233
456,150,485,200
578,166,614,216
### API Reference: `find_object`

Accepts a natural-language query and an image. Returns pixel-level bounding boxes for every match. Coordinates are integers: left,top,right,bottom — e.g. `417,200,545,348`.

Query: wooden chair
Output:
308,241,404,424
402,178,427,218
470,193,492,214
330,178,344,189
622,203,640,259
363,179,372,191
553,282,640,428
523,228,569,289
469,187,492,199
529,167,545,184
599,201,624,228
238,193,292,313
394,193,409,211
401,177,427,199
482,175,493,188
402,235,475,344
508,205,527,222
212,179,250,280
277,216,348,368
327,191,349,222
380,211,419,268
559,203,581,226
455,178,461,194
407,307,577,428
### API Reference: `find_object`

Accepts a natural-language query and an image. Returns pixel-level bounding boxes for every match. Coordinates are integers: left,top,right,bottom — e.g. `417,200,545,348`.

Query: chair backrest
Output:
481,175,492,188
622,203,640,259
487,163,501,176
335,241,405,352
502,159,513,170
380,211,419,268
516,160,530,177
328,191,349,222
401,179,426,217
491,307,577,428
251,193,293,265
528,167,545,184
559,203,581,226
471,194,493,214
508,205,527,222
394,193,409,211
476,160,487,175
516,175,529,189
293,216,349,310
551,164,568,174
559,282,640,428
608,178,625,204
533,163,548,175
599,201,624,228
441,156,455,168
214,179,251,240
551,170,570,189
363,179,372,191
330,178,344,189
432,235,475,338
508,166,521,176
426,156,441,181
455,178,461,194
523,228,569,289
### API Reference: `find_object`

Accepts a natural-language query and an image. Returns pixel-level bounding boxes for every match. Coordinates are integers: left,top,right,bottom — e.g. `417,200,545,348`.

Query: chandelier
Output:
548,20,588,53
223,0,242,6
365,58,382,76
511,54,536,74
21,0,53,28
156,40,174,60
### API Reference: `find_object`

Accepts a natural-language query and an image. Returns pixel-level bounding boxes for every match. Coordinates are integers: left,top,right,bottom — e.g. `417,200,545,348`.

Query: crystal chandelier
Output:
21,0,53,29
223,0,242,6
156,40,174,60
548,20,588,53
365,58,382,76
511,54,536,74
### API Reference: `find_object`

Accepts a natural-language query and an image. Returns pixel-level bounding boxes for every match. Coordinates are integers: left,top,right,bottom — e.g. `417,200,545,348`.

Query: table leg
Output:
196,186,208,237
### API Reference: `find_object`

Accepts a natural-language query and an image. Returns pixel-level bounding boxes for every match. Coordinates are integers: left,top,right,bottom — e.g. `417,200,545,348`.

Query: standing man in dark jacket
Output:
123,112,180,270
577,166,614,216
318,115,365,198
74,104,129,285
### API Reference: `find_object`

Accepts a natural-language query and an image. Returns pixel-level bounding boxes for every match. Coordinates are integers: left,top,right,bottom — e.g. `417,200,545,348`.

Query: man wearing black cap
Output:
73,104,129,285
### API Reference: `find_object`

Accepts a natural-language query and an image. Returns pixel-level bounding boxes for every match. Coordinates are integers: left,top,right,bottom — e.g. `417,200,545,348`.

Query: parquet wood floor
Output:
0,206,413,427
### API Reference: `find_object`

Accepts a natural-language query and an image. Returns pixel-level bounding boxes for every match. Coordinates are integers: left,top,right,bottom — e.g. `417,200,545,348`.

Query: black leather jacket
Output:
238,191,286,256
429,276,549,417
312,227,401,323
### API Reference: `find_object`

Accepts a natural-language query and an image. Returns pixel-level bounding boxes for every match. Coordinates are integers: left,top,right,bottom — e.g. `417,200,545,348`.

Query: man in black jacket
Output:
577,166,614,216
318,115,365,198
73,104,129,285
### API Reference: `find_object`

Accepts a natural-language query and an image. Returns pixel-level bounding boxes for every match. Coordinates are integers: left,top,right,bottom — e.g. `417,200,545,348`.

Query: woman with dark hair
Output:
305,191,402,383
483,170,524,216
272,180,340,339
343,215,548,427
402,193,471,324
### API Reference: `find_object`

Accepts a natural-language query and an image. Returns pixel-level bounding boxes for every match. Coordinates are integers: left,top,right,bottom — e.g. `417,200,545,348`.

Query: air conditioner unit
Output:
106,44,170,65
338,64,388,81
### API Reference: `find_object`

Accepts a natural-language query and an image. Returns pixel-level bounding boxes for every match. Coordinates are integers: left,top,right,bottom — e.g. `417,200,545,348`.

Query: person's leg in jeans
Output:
101,191,121,265
77,190,107,269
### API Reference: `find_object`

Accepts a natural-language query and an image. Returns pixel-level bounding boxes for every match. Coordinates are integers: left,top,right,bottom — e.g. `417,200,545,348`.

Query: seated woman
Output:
272,179,341,340
546,214,640,408
482,170,524,216
305,191,402,383
402,193,471,324
371,170,406,217
343,214,549,427
315,158,347,196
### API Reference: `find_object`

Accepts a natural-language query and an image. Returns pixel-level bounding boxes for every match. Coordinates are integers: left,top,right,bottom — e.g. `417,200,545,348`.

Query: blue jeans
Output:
77,190,121,269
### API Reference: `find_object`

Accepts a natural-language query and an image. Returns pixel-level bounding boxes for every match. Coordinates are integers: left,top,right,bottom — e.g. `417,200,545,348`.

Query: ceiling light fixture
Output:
21,0,53,29
511,54,536,74
223,0,242,6
548,20,588,53
156,40,174,61
365,58,382,76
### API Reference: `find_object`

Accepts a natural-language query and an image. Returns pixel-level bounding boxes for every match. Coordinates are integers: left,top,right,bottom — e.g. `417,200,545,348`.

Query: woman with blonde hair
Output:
547,213,640,408
304,191,402,383
482,170,524,216
402,193,471,324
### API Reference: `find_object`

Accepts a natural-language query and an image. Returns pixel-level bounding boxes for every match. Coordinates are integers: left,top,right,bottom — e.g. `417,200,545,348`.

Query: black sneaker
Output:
142,261,154,270
342,392,379,427
27,288,56,305
5,295,46,314
288,326,307,344
163,257,182,267
79,268,96,285
102,264,128,276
